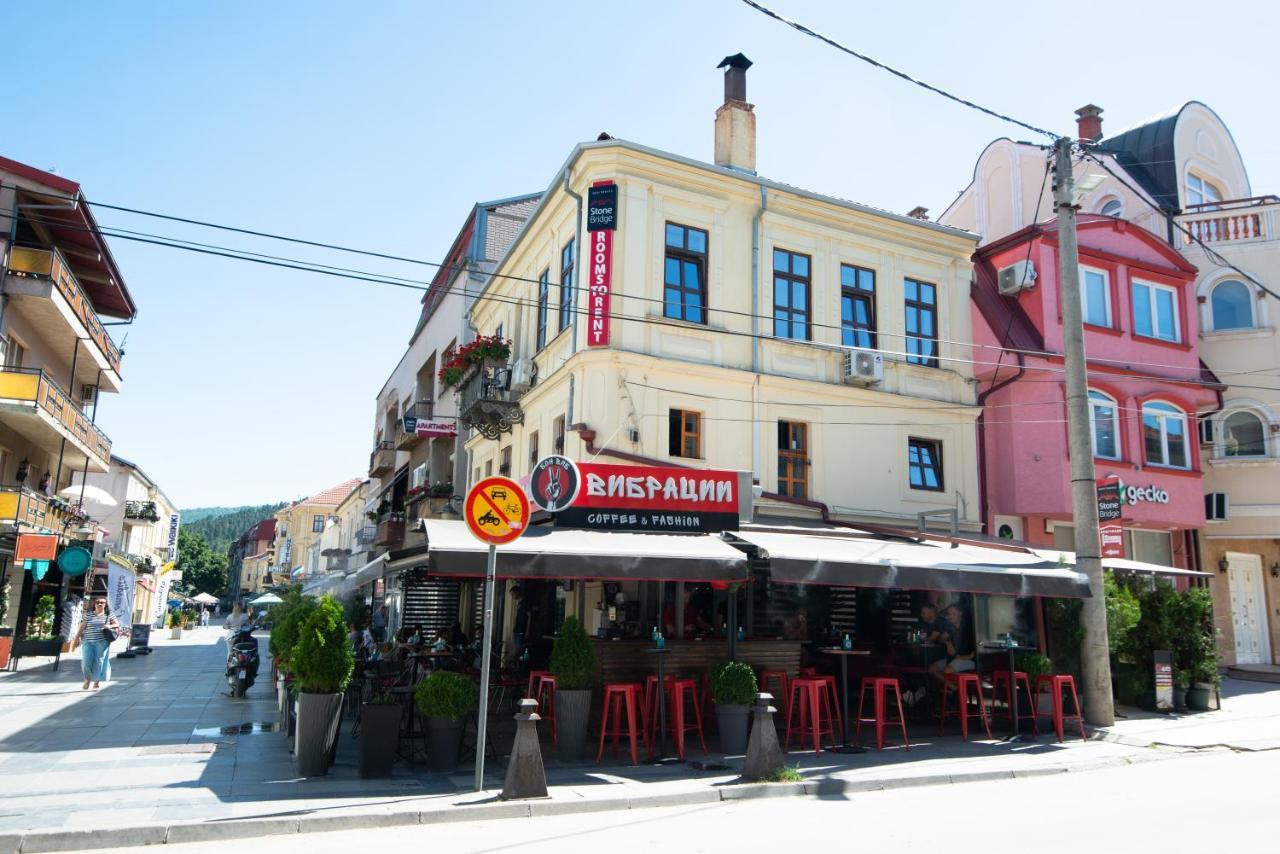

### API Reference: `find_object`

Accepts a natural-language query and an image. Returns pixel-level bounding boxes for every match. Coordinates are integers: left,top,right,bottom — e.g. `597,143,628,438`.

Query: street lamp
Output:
1218,556,1231,574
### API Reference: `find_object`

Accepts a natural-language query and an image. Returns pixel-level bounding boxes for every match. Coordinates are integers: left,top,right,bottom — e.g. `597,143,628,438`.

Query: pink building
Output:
973,215,1220,571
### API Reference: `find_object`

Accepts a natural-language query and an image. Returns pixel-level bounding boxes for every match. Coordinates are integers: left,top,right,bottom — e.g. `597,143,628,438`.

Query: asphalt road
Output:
97,747,1276,854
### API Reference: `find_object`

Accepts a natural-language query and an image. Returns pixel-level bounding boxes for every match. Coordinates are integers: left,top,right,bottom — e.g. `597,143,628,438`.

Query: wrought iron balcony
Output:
124,500,160,522
355,524,377,546
369,440,396,477
457,366,523,440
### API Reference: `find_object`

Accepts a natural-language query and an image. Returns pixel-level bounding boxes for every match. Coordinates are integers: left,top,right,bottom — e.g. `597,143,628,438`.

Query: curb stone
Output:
11,750,1188,852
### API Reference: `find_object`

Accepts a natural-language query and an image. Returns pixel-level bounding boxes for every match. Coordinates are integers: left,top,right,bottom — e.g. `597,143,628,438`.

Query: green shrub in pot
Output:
290,596,353,777
710,661,758,755
549,616,596,761
415,670,478,772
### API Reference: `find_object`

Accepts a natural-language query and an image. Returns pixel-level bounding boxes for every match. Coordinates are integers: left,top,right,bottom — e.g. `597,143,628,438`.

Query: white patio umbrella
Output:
191,592,219,605
57,484,118,507
249,593,283,606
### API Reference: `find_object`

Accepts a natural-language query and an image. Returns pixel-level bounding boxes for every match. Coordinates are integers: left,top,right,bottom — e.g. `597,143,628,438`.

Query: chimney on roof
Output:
1075,104,1104,143
715,53,756,174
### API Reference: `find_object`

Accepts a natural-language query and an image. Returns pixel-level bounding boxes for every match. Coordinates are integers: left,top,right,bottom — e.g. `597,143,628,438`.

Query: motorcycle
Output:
226,624,260,698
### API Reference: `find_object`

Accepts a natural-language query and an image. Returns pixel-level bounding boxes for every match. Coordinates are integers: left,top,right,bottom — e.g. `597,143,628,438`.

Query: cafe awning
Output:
1030,549,1213,580
729,527,1091,598
413,520,748,582
349,553,388,587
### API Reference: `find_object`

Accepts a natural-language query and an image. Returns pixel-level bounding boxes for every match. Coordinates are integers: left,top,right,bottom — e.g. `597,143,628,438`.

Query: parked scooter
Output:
226,624,260,698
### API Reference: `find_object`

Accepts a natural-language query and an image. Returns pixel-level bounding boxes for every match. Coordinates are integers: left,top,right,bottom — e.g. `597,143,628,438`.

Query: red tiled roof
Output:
304,478,362,507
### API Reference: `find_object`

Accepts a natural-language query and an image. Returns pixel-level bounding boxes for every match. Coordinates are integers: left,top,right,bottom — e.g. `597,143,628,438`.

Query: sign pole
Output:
474,542,498,792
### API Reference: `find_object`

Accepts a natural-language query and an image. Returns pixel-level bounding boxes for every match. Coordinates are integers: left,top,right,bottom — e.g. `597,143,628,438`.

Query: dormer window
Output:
1186,173,1223,209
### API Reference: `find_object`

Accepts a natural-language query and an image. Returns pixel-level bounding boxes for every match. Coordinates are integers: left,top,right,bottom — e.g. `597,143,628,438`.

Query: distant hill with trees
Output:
183,503,287,555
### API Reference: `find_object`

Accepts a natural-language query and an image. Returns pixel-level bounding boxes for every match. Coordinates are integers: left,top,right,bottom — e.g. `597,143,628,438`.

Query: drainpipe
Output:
975,352,1026,534
751,186,768,480
563,169,583,357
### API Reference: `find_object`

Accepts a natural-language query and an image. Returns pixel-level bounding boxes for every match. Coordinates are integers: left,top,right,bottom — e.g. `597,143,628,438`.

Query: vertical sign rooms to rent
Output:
586,182,617,346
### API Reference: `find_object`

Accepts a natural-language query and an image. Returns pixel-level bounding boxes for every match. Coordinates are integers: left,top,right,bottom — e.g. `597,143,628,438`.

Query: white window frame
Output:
410,463,428,489
1088,390,1121,460
1131,279,1181,343
1080,266,1112,328
1186,172,1223,208
1209,279,1255,331
1219,408,1269,459
1142,401,1191,470
1099,197,1123,217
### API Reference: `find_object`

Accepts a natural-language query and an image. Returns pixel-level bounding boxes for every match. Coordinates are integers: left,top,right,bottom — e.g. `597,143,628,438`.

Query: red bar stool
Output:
1034,674,1086,742
938,672,992,741
525,669,550,699
661,678,706,759
854,676,910,751
798,666,818,677
758,670,789,709
785,676,836,753
812,673,844,739
536,674,557,743
597,682,646,764
992,670,1038,735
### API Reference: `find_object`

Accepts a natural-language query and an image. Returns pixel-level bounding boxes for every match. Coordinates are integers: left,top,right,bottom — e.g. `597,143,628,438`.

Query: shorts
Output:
947,658,976,673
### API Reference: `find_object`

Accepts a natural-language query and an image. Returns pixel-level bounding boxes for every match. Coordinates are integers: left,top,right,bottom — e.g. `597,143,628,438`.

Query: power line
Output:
737,0,1057,139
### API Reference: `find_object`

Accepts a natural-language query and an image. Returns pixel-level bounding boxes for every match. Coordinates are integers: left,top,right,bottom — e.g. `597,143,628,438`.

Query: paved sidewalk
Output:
0,631,1275,852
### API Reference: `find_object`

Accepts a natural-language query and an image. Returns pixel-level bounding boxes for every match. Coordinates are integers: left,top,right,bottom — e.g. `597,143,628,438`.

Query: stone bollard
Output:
742,692,785,781
500,698,548,800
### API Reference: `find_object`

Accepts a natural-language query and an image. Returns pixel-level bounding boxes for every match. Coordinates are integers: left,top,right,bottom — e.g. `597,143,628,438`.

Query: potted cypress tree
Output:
359,690,402,778
415,670,478,772
549,615,596,762
710,661,757,755
290,596,353,777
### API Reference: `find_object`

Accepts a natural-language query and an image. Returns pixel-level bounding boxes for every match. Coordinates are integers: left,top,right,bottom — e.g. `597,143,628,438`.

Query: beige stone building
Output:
271,479,361,584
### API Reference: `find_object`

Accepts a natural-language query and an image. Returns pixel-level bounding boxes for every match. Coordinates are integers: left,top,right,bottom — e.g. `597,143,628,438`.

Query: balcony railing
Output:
457,366,523,440
375,513,406,546
0,485,73,531
395,399,436,449
355,524,377,546
0,368,112,465
369,440,396,477
6,244,124,375
124,500,160,521
1179,195,1279,246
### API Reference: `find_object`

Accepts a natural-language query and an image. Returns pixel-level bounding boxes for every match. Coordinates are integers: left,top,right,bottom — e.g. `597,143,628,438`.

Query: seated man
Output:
927,604,977,691
916,603,945,643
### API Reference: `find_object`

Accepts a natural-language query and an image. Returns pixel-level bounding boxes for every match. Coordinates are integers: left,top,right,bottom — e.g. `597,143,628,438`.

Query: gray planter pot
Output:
276,676,288,721
359,703,402,778
555,689,592,763
425,716,464,773
715,703,750,755
169,628,182,640
296,692,343,777
1187,687,1213,711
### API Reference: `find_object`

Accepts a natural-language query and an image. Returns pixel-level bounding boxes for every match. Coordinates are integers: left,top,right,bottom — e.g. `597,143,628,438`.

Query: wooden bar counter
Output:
593,638,803,685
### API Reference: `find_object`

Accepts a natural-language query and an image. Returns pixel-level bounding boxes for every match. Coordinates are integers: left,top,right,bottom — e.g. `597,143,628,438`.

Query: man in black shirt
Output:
939,604,976,674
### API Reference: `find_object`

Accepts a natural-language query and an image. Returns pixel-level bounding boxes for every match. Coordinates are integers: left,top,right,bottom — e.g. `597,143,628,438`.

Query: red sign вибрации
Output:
552,461,740,533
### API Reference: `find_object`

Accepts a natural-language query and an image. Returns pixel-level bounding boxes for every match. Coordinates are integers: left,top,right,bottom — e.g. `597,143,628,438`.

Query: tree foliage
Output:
290,595,353,694
183,503,287,556
176,529,228,596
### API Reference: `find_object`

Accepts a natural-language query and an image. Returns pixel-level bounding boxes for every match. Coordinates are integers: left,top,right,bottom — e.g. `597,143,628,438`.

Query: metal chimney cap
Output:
717,53,753,70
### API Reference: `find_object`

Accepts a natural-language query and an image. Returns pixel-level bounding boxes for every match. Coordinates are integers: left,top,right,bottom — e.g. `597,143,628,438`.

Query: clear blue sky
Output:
6,1,1277,507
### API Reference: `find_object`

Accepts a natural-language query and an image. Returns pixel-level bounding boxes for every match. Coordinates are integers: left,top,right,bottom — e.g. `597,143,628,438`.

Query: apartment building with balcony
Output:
69,455,179,622
271,479,360,583
228,518,276,603
941,102,1280,666
0,156,136,637
366,194,539,557
305,480,370,579
465,57,982,533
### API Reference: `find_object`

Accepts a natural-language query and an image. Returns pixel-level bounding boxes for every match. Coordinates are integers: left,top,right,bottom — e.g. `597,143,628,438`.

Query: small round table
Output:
817,648,870,753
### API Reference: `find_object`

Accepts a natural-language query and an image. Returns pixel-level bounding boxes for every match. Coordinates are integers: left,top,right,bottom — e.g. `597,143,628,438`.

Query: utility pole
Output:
1053,136,1115,727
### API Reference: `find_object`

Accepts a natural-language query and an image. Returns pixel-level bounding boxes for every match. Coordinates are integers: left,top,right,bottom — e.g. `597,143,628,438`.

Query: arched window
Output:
1142,402,1190,469
1089,391,1120,460
1223,410,1267,457
1210,279,1254,330
1186,174,1223,208
1100,198,1123,217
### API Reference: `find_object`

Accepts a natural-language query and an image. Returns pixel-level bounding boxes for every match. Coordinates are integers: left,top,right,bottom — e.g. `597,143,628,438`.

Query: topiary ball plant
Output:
290,595,353,695
415,670,479,720
549,615,596,691
709,660,758,706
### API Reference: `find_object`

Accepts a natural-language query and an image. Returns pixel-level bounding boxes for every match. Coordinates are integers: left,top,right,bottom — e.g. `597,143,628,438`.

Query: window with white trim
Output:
1210,279,1254,330
1142,401,1190,469
1222,410,1267,458
1099,197,1123,217
1186,173,1223,208
1089,391,1120,460
1081,267,1111,327
1132,279,1180,342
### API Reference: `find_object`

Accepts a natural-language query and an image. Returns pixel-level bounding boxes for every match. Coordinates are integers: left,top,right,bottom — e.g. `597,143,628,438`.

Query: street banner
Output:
153,574,171,625
586,181,617,347
166,513,181,562
107,561,136,642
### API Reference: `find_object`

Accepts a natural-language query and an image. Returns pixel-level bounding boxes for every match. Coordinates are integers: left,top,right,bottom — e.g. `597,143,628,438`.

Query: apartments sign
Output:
586,182,617,347
403,415,458,439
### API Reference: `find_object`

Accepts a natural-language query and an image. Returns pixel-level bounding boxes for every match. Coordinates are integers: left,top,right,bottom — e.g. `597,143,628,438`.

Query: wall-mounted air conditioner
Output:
997,260,1037,295
509,359,536,394
842,349,884,386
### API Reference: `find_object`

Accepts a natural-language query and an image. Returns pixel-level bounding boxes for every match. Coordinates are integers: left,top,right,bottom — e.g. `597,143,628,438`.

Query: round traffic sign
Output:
528,455,581,512
464,477,530,545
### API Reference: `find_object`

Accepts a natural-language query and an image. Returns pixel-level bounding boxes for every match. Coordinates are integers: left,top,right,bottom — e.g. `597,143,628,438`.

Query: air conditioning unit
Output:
842,349,884,385
997,259,1037,295
81,385,98,406
1205,493,1229,521
509,359,536,393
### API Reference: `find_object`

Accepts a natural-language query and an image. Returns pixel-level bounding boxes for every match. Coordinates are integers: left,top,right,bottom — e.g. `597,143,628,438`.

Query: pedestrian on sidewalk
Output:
75,596,119,690
199,608,209,629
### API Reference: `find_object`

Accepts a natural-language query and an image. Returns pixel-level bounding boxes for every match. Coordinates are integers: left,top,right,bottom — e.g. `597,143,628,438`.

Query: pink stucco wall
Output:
976,217,1217,554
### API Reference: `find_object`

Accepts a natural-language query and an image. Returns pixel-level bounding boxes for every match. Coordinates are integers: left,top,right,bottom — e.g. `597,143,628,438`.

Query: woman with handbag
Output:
76,596,119,690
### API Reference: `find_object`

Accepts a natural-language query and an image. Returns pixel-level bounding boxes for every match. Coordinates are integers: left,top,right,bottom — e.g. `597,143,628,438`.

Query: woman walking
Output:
76,596,119,690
